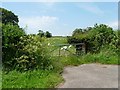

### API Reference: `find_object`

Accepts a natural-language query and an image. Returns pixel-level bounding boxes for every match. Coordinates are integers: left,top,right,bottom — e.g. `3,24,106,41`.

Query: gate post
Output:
59,46,60,56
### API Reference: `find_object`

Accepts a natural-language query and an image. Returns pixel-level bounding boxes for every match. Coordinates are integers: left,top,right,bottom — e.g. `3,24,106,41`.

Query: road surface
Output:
58,64,118,88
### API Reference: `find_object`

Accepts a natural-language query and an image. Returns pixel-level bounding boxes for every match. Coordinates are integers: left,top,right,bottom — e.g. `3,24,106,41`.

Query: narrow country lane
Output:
58,64,118,88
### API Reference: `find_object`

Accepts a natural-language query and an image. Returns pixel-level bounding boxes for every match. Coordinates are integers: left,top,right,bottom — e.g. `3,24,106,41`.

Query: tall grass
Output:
60,48,118,66
2,70,63,88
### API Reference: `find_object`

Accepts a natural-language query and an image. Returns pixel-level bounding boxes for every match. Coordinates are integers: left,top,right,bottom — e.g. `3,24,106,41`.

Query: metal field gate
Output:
49,43,86,56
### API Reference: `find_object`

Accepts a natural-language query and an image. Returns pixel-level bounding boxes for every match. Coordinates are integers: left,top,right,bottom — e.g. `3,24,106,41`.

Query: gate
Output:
49,43,86,56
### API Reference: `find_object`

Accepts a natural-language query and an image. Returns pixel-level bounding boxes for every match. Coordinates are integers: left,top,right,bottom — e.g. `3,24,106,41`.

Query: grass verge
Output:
2,70,63,88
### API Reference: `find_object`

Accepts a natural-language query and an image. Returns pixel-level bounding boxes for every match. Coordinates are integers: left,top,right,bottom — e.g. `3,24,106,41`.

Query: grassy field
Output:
45,37,76,56
2,36,118,88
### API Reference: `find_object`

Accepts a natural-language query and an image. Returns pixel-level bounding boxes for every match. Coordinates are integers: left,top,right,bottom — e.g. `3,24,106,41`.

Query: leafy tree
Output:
89,24,116,47
2,23,25,70
45,31,52,38
72,28,83,36
37,30,52,38
68,24,118,53
37,30,44,37
1,8,54,71
1,8,19,25
1,8,25,70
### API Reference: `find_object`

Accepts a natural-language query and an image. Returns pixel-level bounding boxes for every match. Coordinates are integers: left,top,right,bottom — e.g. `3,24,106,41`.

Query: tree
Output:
67,24,117,53
1,8,19,25
45,31,52,38
1,8,25,70
72,28,83,36
37,30,52,38
37,30,44,37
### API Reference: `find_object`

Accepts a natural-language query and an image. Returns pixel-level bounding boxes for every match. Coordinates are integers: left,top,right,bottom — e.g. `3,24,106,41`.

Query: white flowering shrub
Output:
14,35,53,71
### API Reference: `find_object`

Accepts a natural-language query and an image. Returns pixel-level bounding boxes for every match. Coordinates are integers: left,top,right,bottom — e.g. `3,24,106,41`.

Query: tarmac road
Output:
58,64,118,88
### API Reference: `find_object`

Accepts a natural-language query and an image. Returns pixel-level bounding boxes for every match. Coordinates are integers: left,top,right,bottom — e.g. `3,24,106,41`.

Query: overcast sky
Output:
2,2,118,36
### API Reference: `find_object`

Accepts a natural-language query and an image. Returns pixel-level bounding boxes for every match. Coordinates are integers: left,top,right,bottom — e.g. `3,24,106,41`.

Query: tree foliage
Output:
37,30,52,38
2,8,25,71
67,24,118,53
2,8,54,71
2,23,25,70
1,8,19,25
45,31,52,38
38,30,44,37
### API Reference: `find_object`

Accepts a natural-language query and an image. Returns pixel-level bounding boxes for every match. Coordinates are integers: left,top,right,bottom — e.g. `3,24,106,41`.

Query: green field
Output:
45,37,76,56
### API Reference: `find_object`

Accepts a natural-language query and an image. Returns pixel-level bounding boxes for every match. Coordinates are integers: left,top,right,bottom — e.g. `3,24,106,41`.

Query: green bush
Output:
2,23,25,71
2,8,26,71
67,24,118,53
97,47,118,64
82,48,118,64
14,35,54,71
